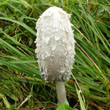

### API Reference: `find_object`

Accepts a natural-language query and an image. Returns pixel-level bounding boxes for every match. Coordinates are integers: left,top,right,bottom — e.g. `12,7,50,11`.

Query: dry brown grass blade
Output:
17,94,32,109
76,42,101,73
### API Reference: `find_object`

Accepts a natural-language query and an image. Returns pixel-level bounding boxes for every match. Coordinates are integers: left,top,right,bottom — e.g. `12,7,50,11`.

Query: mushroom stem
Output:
56,81,69,105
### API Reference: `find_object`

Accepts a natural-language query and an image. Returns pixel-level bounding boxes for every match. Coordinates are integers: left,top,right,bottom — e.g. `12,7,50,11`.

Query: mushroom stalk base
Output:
56,82,69,105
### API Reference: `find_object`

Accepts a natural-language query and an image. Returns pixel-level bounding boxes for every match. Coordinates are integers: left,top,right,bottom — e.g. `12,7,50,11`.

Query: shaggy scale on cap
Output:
35,6,75,81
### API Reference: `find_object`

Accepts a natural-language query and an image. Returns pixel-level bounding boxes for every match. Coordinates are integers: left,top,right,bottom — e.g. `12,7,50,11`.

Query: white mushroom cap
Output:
35,6,75,81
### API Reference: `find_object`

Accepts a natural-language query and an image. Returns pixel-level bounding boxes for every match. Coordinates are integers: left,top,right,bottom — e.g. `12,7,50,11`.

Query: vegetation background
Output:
0,0,110,110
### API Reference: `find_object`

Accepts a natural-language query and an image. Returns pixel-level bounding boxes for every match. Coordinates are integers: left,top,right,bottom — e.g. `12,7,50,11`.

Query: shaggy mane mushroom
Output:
35,6,75,105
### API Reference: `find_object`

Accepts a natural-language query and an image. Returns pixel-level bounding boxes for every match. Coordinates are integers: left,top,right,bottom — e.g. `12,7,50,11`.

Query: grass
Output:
0,0,110,109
